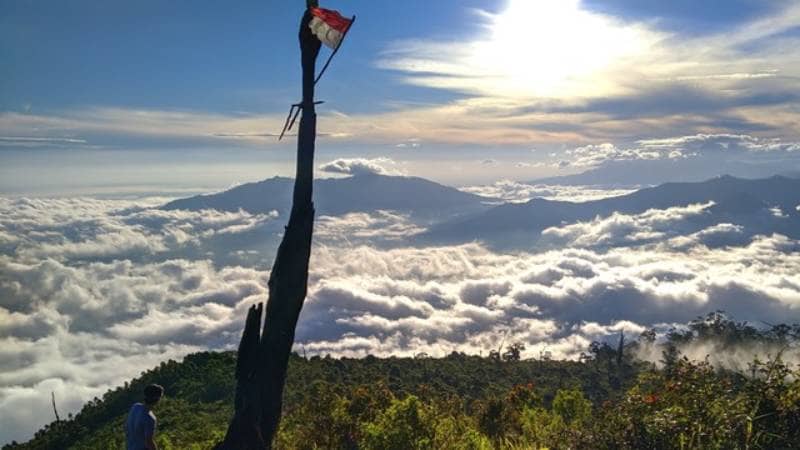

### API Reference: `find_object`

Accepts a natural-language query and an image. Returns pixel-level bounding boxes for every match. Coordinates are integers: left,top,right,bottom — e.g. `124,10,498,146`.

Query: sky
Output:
2,0,800,193
2,0,800,445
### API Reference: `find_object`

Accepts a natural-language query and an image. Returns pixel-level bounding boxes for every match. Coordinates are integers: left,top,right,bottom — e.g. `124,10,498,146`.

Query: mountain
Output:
423,175,800,245
163,174,494,219
161,173,800,248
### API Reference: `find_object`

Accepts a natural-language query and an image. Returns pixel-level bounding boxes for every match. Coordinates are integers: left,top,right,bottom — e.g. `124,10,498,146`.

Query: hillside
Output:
7,314,799,450
5,353,623,450
162,174,495,219
423,175,800,244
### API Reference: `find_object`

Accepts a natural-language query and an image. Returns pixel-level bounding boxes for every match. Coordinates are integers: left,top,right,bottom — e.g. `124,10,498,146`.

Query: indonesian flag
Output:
309,7,353,49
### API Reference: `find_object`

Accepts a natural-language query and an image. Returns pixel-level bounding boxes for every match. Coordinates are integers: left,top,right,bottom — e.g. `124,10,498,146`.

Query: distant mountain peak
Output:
162,173,496,218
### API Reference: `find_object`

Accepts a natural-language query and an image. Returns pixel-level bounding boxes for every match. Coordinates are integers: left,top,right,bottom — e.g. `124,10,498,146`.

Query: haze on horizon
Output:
2,0,800,445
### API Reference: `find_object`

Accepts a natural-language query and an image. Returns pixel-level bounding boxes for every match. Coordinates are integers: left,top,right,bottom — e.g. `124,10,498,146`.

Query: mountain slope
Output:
162,174,494,218
9,315,799,450
423,175,800,244
5,352,608,449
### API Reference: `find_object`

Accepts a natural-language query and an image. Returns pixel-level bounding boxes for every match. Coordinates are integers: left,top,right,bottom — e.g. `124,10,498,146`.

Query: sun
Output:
470,0,660,99
382,0,664,100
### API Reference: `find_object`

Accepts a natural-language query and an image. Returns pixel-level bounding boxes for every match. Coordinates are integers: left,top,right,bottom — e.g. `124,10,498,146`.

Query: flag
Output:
309,7,353,49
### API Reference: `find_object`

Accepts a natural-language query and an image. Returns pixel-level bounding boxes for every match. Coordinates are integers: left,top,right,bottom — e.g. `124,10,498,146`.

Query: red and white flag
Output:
309,7,353,49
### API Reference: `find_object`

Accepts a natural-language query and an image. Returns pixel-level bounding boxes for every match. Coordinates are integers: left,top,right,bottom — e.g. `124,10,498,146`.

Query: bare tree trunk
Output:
215,6,321,450
51,391,61,423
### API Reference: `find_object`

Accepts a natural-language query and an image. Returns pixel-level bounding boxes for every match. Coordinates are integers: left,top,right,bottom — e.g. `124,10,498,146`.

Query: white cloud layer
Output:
315,210,425,243
460,180,636,203
540,202,714,247
2,191,800,443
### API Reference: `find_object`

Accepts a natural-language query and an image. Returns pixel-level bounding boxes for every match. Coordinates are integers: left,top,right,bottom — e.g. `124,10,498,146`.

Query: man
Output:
125,384,163,450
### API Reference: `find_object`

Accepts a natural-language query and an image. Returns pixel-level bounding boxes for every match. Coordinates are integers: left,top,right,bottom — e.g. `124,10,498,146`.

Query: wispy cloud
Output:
0,136,88,147
380,0,664,100
377,0,800,141
2,3,799,163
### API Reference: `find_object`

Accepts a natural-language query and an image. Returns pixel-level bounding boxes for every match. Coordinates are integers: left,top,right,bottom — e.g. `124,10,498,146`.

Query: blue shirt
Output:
125,402,156,450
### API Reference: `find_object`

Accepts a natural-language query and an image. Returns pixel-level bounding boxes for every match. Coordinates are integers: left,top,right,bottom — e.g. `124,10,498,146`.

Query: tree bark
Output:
214,7,321,450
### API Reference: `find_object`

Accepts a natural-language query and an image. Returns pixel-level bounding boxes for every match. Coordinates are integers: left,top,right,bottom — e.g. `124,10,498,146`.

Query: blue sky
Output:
2,0,490,113
2,0,800,192
2,0,783,112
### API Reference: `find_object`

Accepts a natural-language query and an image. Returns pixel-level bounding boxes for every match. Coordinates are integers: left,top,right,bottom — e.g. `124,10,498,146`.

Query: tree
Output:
502,342,525,362
362,396,434,450
214,2,322,448
552,389,591,425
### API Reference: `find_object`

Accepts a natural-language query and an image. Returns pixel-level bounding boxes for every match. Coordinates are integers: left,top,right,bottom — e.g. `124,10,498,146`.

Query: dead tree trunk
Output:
215,5,321,450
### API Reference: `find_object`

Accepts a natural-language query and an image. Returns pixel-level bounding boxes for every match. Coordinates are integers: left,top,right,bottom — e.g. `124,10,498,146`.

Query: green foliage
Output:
7,313,800,450
519,407,563,448
361,395,434,450
589,355,800,449
431,414,492,450
4,352,236,450
552,388,591,425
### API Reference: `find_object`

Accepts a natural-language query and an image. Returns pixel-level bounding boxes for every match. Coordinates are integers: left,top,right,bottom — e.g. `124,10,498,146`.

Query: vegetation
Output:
6,312,799,450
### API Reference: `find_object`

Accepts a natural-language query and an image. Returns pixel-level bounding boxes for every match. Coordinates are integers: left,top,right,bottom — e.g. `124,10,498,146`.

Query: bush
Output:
361,396,434,450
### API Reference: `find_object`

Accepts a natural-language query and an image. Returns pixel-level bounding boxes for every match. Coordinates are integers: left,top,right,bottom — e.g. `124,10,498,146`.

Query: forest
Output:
6,312,799,450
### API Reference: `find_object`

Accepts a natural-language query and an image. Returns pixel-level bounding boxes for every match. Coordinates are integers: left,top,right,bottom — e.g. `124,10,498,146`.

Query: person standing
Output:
125,384,163,450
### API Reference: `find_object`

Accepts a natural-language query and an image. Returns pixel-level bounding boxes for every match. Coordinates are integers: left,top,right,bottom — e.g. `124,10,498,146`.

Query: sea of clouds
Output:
2,186,800,444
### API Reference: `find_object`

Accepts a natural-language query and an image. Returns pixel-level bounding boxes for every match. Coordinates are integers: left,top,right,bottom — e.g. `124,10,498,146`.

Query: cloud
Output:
636,133,800,153
540,134,800,184
375,0,800,142
379,0,664,100
381,0,800,106
315,210,425,243
562,143,665,168
0,197,280,264
396,138,422,149
0,338,201,445
0,108,353,153
0,136,89,148
318,158,403,176
0,253,268,443
2,2,800,155
2,194,800,444
1,3,798,157
460,180,636,203
558,134,800,170
540,202,713,247
300,231,800,350
634,338,800,373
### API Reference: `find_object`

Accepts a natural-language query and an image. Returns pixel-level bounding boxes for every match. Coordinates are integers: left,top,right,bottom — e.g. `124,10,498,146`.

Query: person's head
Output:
143,384,164,407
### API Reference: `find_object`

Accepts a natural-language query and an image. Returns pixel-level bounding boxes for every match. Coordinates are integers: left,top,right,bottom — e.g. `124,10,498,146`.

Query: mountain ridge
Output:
422,175,800,245
162,174,495,219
